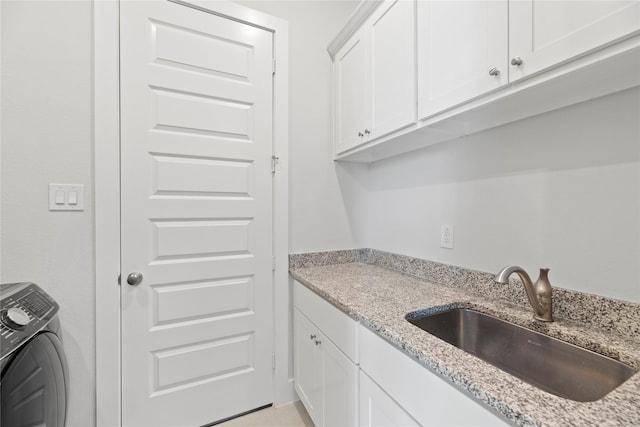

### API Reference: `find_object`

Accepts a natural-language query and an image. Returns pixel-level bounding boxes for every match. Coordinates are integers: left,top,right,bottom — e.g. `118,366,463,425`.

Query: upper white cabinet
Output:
329,0,640,162
417,1,508,119
418,0,640,119
335,27,369,154
335,0,416,154
369,0,416,141
509,0,640,81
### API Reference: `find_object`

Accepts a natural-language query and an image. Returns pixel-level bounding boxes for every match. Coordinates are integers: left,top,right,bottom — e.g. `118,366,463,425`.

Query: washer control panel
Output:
0,282,59,361
1,307,31,330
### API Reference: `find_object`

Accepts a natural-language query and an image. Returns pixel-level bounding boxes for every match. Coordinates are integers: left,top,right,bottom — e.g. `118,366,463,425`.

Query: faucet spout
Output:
495,265,553,322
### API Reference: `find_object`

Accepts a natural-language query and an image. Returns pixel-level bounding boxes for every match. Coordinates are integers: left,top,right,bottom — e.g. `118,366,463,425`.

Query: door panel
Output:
120,1,274,426
153,20,253,80
151,276,254,325
152,155,253,196
153,88,254,137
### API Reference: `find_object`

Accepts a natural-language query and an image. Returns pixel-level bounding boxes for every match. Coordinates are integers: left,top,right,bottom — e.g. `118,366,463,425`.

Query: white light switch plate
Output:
49,184,85,211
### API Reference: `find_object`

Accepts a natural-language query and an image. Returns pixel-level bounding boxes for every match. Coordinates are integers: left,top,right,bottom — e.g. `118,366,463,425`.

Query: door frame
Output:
94,2,290,426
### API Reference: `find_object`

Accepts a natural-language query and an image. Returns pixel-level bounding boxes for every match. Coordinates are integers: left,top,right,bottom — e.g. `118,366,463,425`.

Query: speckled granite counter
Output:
289,250,640,427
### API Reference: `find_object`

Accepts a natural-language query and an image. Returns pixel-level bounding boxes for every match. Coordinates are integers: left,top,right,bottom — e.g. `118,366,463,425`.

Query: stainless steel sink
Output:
406,308,636,402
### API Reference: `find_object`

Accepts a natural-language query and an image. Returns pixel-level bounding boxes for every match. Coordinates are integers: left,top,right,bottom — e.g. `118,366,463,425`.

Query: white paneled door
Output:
120,1,274,426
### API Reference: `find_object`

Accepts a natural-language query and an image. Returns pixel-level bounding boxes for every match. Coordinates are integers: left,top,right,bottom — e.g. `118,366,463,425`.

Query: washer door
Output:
1,332,68,427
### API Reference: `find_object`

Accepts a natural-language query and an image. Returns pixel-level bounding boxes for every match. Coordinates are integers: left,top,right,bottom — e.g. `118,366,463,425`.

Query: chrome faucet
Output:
495,266,553,322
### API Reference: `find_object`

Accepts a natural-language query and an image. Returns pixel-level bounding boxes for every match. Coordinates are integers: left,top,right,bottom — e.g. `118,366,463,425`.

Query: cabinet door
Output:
359,371,420,427
359,325,507,426
509,0,640,80
323,337,358,427
294,309,323,426
417,0,507,119
335,27,369,154
368,0,416,139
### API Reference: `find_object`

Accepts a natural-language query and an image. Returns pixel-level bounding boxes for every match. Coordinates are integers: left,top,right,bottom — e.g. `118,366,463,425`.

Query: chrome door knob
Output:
511,56,523,66
488,67,500,76
127,272,143,286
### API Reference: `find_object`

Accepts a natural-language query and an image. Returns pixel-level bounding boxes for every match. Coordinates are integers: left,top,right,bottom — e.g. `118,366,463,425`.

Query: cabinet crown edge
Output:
327,0,384,59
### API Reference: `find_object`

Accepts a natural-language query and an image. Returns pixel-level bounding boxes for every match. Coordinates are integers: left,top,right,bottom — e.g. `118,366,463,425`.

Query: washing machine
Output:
0,282,69,427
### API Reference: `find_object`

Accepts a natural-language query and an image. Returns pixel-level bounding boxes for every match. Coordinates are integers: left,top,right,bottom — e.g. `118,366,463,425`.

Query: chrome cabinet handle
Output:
364,129,370,135
127,272,143,286
488,67,500,76
310,334,316,340
315,340,322,346
358,131,364,137
511,56,523,66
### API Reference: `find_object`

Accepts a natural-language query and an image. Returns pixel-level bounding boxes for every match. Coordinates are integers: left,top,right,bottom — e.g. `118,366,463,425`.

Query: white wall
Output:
365,87,640,303
235,0,367,254
1,1,95,426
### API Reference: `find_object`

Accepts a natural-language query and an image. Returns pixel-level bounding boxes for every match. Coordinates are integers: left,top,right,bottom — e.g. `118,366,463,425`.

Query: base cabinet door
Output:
323,336,358,427
294,309,323,426
359,325,508,426
294,306,358,427
359,371,419,427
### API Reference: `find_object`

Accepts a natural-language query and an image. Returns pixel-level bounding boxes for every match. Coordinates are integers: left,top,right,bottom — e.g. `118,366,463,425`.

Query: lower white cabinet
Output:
359,325,508,426
294,308,324,424
359,371,420,427
293,282,358,427
293,280,508,426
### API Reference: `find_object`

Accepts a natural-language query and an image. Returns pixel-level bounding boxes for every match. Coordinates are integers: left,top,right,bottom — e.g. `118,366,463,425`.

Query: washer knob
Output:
2,307,31,330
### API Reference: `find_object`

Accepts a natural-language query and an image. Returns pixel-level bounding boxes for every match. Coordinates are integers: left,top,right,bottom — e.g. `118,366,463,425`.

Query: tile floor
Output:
218,401,314,426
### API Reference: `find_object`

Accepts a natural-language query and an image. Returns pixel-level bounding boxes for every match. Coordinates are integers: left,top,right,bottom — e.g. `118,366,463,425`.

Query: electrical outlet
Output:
440,224,454,249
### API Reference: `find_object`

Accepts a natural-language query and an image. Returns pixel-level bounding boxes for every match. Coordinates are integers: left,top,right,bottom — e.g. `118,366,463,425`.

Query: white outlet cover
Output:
440,224,454,249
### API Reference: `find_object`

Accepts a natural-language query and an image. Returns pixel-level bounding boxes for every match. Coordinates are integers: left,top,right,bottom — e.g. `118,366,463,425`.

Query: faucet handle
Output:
535,268,552,299
534,268,553,321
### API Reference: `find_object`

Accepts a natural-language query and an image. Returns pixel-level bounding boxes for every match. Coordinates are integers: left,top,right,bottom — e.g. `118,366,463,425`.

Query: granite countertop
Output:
289,259,640,427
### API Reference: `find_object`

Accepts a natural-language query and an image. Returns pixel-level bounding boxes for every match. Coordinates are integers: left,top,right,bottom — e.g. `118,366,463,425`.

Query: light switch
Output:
49,184,84,211
68,191,78,205
55,191,65,205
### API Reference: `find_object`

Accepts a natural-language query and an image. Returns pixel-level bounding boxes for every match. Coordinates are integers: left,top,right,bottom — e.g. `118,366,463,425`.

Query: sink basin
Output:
406,308,636,402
